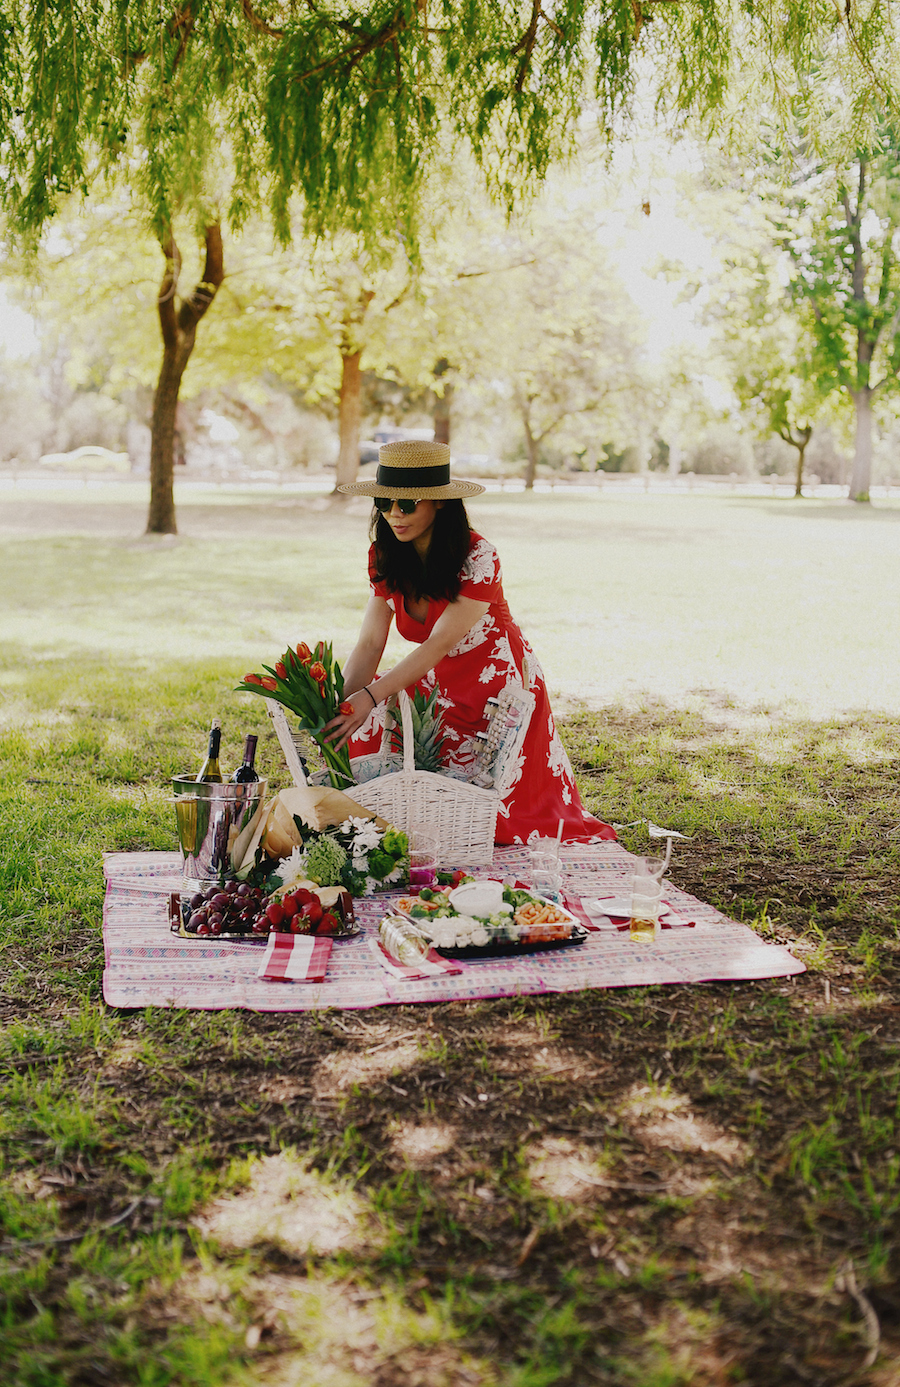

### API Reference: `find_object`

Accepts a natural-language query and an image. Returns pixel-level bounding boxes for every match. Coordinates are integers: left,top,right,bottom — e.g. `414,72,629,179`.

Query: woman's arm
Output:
341,594,394,696
325,594,490,748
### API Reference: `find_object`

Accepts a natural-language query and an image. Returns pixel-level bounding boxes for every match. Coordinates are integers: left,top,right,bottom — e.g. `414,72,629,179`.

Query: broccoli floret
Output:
367,848,396,880
304,835,348,886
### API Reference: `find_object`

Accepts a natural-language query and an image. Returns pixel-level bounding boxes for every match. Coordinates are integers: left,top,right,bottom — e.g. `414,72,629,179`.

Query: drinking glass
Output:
530,836,563,901
629,859,662,942
408,823,439,889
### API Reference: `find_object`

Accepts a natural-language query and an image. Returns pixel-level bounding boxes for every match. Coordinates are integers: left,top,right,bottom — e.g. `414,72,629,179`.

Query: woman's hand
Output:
323,689,376,751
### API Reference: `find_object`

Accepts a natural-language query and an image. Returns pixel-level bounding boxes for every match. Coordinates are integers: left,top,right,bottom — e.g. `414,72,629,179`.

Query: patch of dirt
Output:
195,1152,380,1258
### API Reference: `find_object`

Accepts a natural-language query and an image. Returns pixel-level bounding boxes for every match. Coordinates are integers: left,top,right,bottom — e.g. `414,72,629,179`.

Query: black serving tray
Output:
167,892,360,942
435,922,588,959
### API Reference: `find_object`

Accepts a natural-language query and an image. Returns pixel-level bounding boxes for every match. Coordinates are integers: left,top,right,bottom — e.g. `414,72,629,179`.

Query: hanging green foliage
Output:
2,1,899,251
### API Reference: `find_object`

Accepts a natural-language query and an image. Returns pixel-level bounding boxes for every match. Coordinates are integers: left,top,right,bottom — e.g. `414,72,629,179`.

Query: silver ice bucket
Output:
172,777,268,893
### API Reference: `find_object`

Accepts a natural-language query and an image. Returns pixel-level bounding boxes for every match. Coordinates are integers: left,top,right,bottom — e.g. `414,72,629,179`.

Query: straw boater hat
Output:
338,440,485,500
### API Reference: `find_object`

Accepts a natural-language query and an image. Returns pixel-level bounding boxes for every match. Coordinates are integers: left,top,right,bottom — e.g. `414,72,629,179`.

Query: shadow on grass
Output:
566,694,900,953
2,670,900,1383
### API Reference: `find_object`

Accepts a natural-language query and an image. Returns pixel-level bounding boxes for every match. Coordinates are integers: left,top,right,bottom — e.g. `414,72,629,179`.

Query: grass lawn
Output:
1,481,900,1385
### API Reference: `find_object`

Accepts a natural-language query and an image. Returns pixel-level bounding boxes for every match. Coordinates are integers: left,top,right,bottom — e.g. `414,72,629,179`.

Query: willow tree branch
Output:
168,4,196,74
241,0,284,38
455,256,537,279
513,1,541,92
834,0,890,101
294,7,407,82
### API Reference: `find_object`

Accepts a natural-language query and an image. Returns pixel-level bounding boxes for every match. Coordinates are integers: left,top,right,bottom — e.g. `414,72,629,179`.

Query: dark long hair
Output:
370,499,472,601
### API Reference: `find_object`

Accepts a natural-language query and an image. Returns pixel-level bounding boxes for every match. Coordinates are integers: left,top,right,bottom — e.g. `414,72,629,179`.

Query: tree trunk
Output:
333,289,375,495
148,348,191,532
335,349,362,491
522,411,539,490
667,439,683,477
849,388,873,501
793,440,807,497
781,424,812,498
147,226,224,534
433,358,453,445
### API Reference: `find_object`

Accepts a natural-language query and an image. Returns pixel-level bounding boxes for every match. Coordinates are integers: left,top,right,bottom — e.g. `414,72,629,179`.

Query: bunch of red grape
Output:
184,881,269,936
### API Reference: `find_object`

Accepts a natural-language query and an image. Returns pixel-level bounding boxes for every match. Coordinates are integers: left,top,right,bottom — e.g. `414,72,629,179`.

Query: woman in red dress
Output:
325,442,614,845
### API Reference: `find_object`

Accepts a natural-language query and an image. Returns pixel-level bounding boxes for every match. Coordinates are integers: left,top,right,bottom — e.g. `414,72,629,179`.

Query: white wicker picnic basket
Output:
265,687,534,866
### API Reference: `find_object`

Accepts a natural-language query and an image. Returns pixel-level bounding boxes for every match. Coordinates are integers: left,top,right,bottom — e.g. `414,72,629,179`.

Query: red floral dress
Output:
348,532,615,845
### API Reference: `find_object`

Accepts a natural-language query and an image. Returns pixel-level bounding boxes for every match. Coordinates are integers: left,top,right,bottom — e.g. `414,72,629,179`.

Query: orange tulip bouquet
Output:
237,640,354,789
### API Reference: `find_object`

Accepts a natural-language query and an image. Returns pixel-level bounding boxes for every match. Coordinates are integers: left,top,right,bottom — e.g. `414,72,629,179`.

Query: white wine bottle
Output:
196,721,223,783
230,734,259,784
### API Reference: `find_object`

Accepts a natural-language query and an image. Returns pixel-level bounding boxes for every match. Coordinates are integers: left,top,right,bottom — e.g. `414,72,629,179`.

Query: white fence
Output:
2,464,899,501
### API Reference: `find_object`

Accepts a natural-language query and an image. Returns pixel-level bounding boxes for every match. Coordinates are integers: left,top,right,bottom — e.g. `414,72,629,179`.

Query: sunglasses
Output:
374,497,420,515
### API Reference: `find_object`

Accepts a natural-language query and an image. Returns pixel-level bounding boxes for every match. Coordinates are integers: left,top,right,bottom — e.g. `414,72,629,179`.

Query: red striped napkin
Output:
367,939,463,981
561,893,601,932
257,931,332,983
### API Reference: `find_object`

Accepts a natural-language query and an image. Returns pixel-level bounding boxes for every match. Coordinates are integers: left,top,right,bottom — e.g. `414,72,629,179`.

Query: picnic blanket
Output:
101,843,804,1011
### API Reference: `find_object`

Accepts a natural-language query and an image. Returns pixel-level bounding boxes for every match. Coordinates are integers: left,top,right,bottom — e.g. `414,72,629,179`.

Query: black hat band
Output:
376,462,451,488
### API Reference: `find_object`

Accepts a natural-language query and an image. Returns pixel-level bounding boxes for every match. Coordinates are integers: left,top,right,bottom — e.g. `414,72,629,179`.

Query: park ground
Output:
1,482,900,1385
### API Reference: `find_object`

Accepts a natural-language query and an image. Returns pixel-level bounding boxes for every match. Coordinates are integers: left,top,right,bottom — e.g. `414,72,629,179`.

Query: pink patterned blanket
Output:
101,844,804,1011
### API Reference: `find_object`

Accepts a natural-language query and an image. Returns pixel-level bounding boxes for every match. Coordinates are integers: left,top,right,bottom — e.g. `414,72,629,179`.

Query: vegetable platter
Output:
390,879,587,958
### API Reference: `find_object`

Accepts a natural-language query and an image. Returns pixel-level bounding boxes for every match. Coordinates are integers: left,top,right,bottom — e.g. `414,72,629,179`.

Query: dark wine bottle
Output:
196,721,223,783
230,733,259,783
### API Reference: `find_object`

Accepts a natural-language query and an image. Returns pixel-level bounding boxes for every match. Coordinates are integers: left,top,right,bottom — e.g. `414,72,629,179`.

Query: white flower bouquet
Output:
244,815,409,898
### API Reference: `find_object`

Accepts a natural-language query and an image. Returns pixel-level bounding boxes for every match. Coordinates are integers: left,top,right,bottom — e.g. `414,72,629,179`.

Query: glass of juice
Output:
629,860,662,942
408,825,439,889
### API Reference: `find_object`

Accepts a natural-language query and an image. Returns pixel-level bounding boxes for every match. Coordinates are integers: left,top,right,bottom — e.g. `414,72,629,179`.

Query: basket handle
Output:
376,689,417,772
397,689,416,773
266,701,309,786
378,693,395,758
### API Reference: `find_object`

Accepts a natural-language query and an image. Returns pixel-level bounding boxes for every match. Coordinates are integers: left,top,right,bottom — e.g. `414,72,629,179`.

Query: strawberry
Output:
316,911,340,935
301,900,323,926
265,901,285,926
281,893,299,918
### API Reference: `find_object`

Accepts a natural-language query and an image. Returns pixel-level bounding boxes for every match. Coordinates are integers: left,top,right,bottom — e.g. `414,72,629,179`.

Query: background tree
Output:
702,251,826,495
662,141,894,500
148,226,224,529
297,237,416,490
650,354,724,478
378,189,645,484
18,196,451,479
4,1,899,529
777,145,900,501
